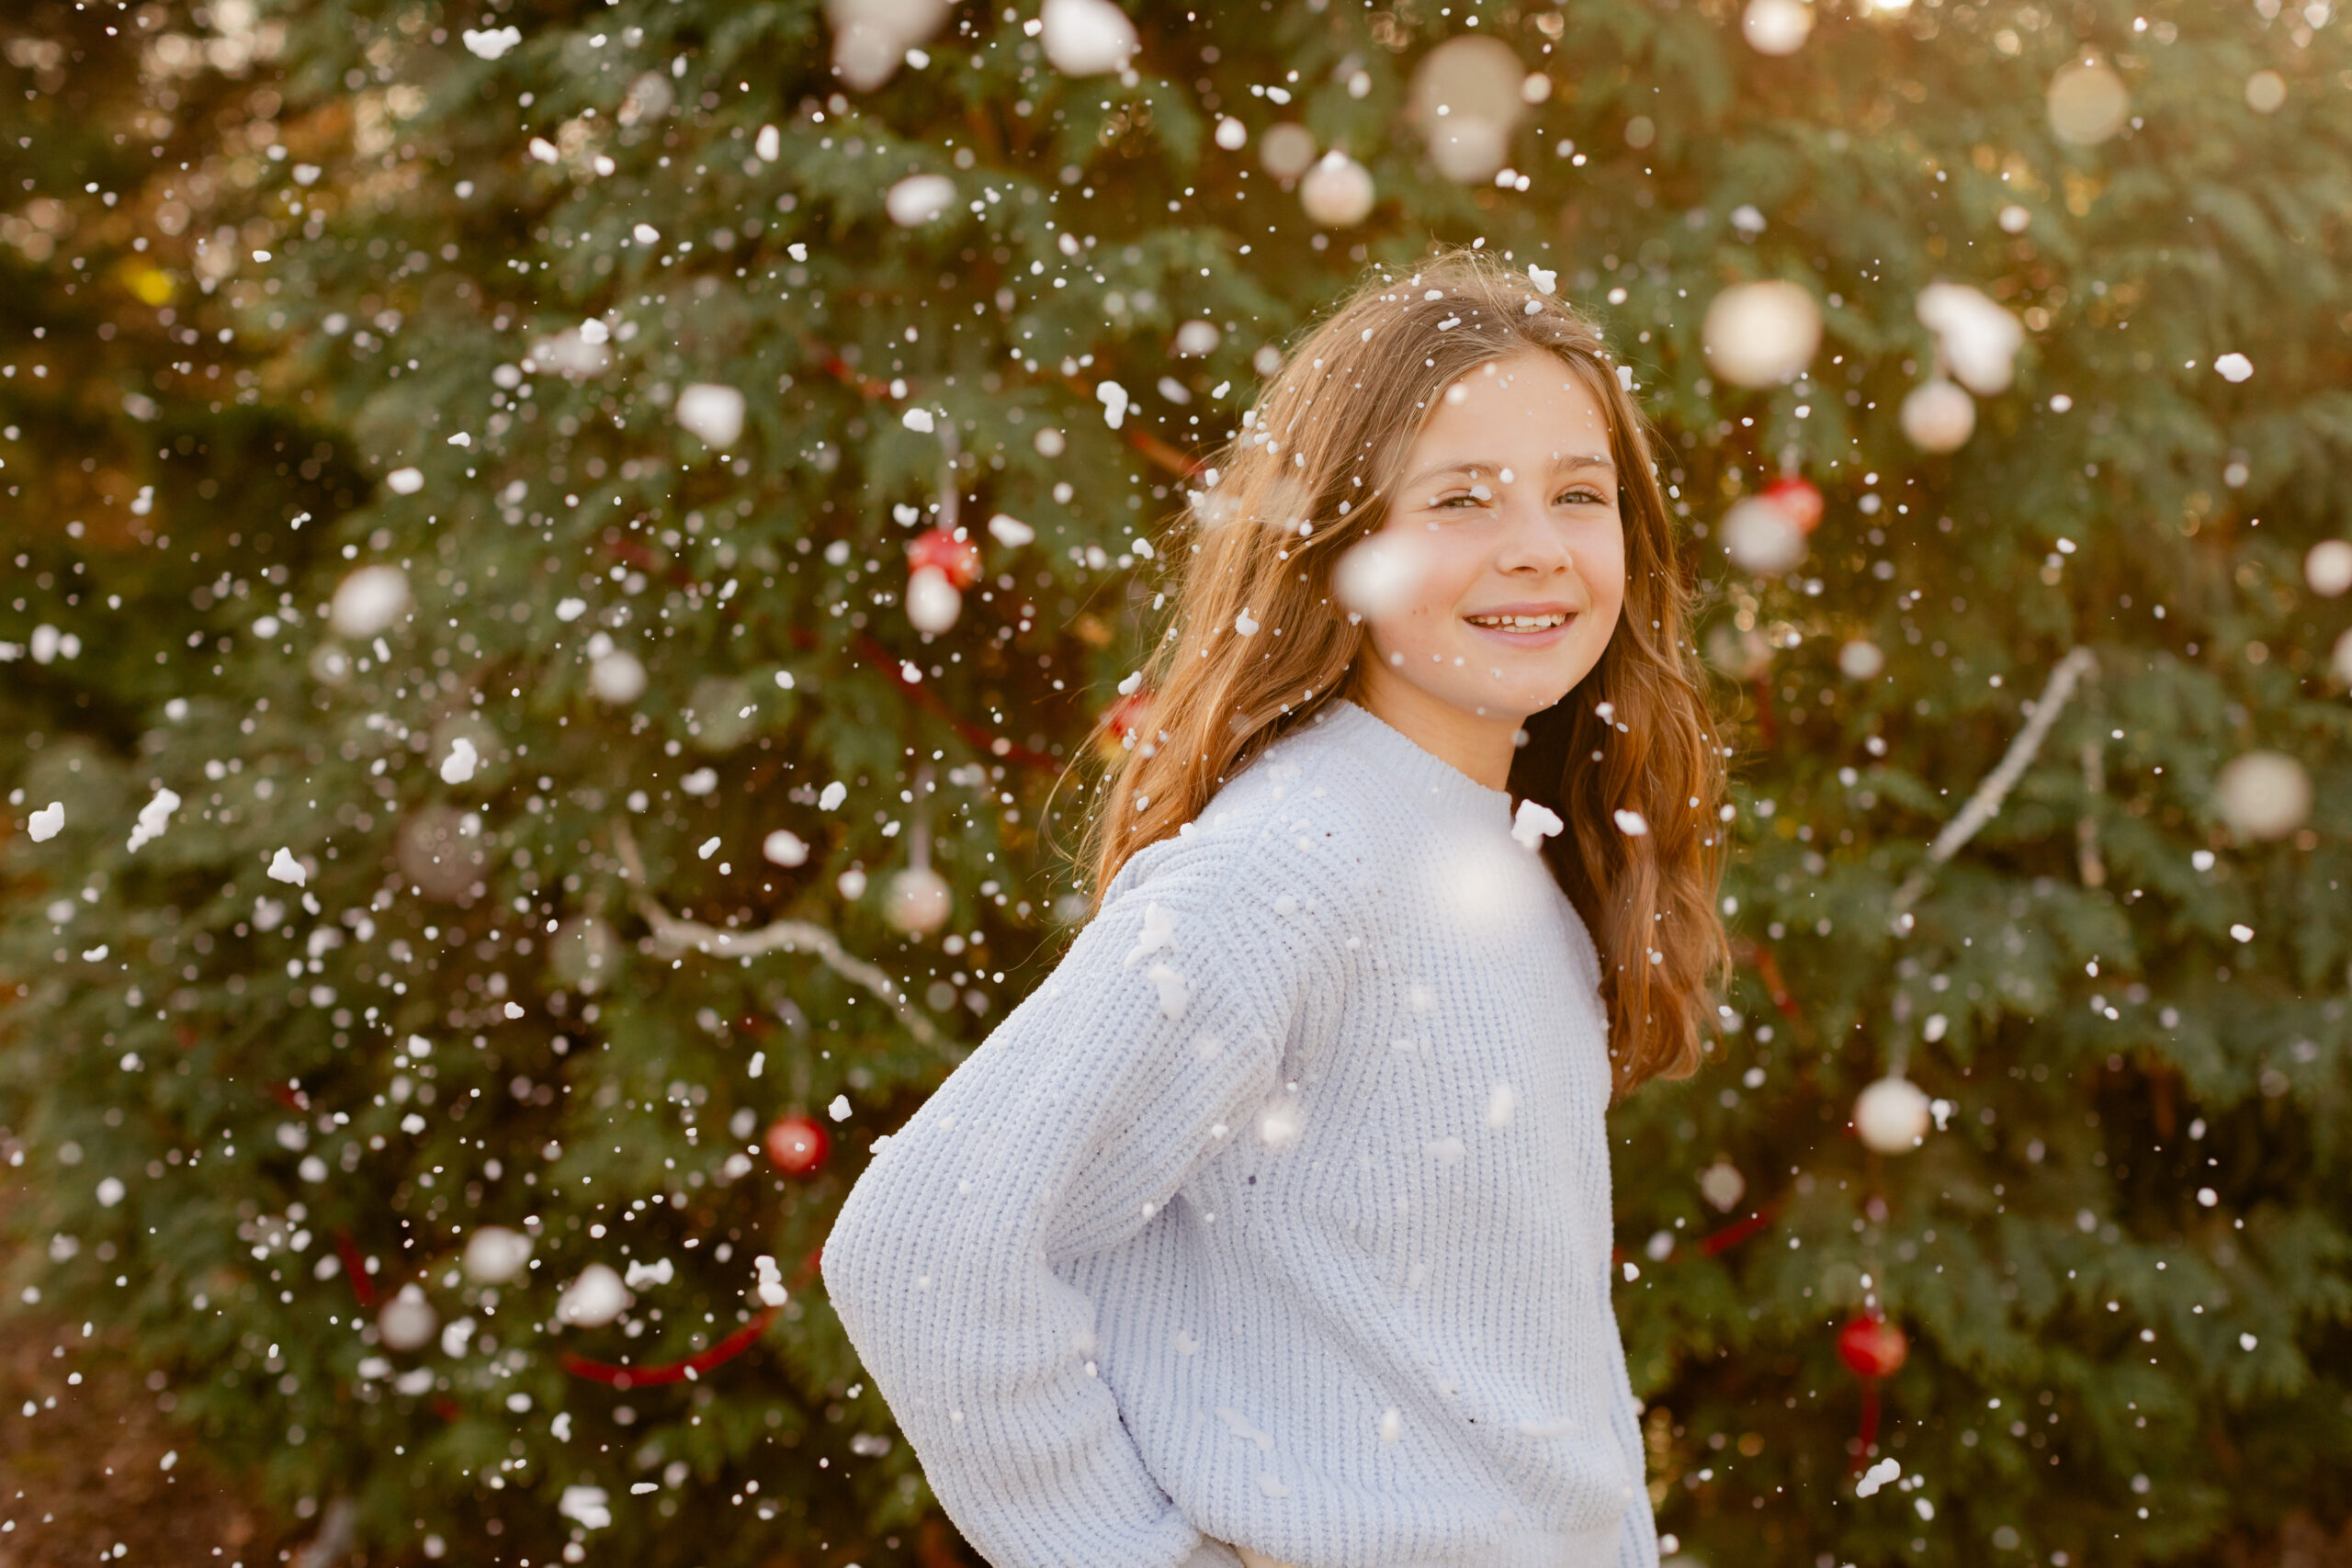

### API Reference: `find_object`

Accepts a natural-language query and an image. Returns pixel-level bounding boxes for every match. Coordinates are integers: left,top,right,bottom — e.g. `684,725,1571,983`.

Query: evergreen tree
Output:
4,0,2348,1564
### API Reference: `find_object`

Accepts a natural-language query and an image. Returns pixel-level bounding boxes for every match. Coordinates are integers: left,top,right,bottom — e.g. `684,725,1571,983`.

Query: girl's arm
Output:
1608,1337,1663,1568
820,829,1344,1568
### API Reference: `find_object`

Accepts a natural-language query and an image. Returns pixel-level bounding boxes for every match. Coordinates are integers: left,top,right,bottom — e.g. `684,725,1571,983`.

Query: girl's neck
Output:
1348,664,1526,794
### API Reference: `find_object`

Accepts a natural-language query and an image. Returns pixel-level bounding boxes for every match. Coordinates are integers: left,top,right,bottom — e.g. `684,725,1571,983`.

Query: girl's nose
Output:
1496,493,1575,571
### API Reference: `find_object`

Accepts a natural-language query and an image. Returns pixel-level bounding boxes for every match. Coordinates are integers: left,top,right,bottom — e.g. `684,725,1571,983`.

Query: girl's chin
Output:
1419,673,1582,718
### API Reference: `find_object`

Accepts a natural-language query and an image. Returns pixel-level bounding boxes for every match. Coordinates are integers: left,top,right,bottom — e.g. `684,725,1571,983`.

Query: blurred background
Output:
3,0,2349,1563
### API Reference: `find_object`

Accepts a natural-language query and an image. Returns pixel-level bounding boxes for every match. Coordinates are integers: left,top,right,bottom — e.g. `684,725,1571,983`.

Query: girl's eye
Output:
1556,488,1608,506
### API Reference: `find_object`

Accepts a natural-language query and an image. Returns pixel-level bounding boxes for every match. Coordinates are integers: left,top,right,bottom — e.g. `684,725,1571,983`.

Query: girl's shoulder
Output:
1098,735,1391,935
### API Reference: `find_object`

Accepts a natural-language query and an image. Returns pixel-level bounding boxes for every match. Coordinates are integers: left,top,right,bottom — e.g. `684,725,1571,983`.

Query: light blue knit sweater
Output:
820,697,1658,1568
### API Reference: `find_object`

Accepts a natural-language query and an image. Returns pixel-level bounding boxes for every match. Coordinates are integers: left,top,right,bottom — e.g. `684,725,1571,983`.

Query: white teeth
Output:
1466,614,1566,629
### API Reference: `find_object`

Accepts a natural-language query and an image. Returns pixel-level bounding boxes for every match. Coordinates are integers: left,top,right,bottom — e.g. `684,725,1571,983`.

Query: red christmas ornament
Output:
763,1111,831,1177
1095,688,1154,764
907,526,982,590
1759,474,1826,534
1838,1311,1909,1379
1837,1309,1908,1472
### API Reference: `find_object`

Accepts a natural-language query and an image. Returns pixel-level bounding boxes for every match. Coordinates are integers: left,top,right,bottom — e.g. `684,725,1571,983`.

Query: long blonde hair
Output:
1061,246,1728,1096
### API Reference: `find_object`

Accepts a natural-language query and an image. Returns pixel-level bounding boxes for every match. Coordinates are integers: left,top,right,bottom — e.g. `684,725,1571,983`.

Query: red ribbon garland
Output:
334,1230,378,1309
559,1307,779,1390
1697,1200,1784,1257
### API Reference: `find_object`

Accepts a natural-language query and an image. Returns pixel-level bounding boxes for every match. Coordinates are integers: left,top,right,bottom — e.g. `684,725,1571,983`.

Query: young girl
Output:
822,247,1727,1568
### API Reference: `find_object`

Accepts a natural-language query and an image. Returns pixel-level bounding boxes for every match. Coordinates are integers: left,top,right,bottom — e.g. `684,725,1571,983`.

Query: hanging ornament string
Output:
1888,647,2098,921
783,409,1060,773
2075,735,2108,889
881,762,954,938
609,819,959,1059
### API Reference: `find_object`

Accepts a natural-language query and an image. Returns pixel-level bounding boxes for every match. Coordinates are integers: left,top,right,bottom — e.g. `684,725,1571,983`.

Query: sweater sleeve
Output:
820,829,1340,1568
1607,1332,1661,1568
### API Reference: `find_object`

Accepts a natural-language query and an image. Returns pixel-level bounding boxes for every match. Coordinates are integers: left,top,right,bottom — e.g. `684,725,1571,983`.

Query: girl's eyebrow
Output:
1404,454,1617,490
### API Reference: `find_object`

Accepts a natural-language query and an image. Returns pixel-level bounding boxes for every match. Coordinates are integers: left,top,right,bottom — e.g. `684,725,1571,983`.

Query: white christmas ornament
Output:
1039,0,1138,75
378,1282,438,1351
555,1263,631,1328
1855,1075,1932,1153
905,564,963,633
674,382,746,448
1214,116,1248,151
884,865,953,934
884,173,956,227
2310,540,2352,598
1701,279,1822,388
1300,151,1376,229
1172,320,1222,356
385,467,425,496
28,802,63,841
1838,639,1886,680
1741,0,1814,55
1899,378,1976,452
2214,352,2254,383
329,564,412,638
463,1225,534,1284
2215,750,2311,840
589,649,649,705
1720,495,1808,574
1409,35,1525,183
1916,281,2023,395
1259,123,1317,181
762,829,810,867
825,0,952,91
2047,57,2129,145
548,916,619,993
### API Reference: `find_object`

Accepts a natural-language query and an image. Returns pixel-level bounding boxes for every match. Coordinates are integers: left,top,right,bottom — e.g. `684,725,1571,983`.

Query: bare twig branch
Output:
610,820,958,1059
1891,647,2098,919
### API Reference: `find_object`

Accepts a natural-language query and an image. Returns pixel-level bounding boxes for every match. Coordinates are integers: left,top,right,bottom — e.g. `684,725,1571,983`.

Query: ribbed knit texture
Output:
821,697,1659,1568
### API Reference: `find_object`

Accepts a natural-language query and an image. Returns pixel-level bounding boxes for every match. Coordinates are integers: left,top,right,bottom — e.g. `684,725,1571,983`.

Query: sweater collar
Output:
1304,698,1515,827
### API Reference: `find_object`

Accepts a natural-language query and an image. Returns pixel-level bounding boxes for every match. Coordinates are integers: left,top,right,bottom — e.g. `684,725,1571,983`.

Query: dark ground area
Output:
0,1294,295,1567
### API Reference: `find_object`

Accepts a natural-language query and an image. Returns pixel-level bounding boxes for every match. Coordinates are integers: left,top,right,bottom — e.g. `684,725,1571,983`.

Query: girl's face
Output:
1352,348,1627,729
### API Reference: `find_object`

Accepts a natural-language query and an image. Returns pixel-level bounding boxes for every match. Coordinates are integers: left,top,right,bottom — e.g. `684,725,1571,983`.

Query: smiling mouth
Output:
1463,612,1571,632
